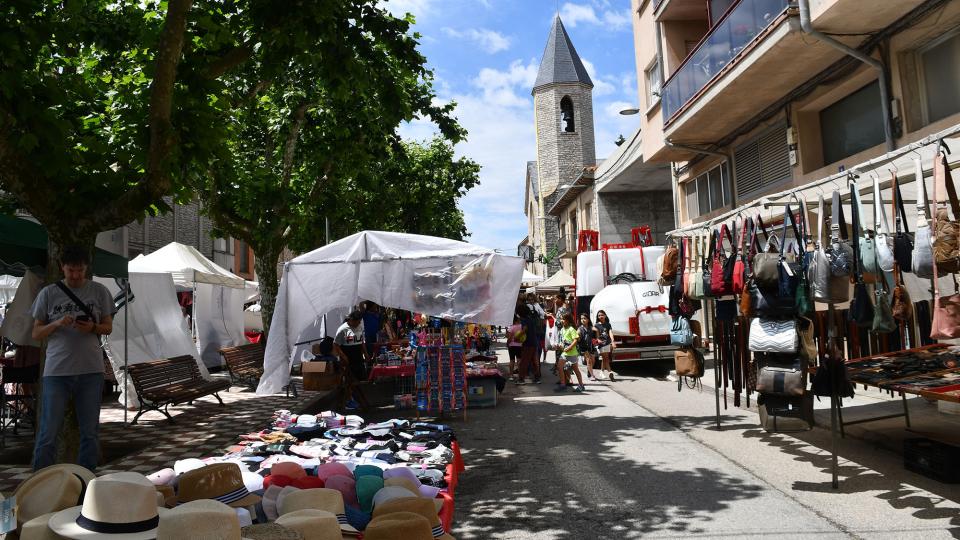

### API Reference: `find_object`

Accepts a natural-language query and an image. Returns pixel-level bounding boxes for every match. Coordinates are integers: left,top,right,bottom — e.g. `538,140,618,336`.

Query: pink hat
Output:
315,463,351,483
147,468,176,486
324,475,358,508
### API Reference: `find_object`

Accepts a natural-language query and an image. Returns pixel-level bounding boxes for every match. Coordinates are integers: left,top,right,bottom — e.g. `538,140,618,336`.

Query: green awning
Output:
0,215,128,278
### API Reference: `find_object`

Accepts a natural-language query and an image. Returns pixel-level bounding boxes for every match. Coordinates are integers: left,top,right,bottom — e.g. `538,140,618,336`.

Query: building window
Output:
684,164,730,219
820,81,884,165
709,0,736,26
238,240,250,274
645,59,661,108
569,209,578,245
560,95,576,132
583,202,592,230
735,122,792,198
920,30,960,125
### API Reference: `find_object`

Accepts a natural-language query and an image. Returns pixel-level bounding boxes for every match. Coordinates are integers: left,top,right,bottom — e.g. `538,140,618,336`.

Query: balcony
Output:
661,0,791,122
653,0,930,162
556,234,575,259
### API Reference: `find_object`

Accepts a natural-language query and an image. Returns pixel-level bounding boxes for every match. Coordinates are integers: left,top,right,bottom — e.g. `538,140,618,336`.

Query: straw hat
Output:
260,485,284,521
363,512,433,540
240,523,302,540
48,472,169,540
278,489,359,536
383,467,442,498
157,499,243,540
20,512,66,540
14,464,95,528
170,463,261,508
373,497,454,540
372,485,443,513
274,509,344,540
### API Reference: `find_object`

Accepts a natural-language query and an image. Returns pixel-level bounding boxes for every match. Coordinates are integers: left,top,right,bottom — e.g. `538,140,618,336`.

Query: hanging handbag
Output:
740,277,755,317
809,194,849,303
755,353,806,397
893,169,914,273
690,235,705,300
932,150,960,273
753,234,781,290
810,341,855,400
890,183,913,323
797,316,817,363
658,242,679,286
670,316,694,347
826,190,854,277
854,182,878,283
749,318,798,353
778,203,802,298
873,175,895,273
913,159,935,278
872,266,896,334
751,279,796,318
682,237,693,297
930,151,960,340
848,181,875,328
674,347,705,378
733,217,749,294
702,229,716,298
711,223,735,296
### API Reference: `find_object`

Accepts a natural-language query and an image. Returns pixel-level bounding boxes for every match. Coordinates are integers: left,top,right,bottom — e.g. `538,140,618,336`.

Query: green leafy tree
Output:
201,4,462,336
322,137,480,242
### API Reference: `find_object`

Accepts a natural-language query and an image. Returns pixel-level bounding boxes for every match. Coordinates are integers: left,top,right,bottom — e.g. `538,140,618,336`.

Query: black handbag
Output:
826,190,854,276
848,182,874,328
751,280,796,318
701,229,716,298
778,203,803,298
892,172,913,272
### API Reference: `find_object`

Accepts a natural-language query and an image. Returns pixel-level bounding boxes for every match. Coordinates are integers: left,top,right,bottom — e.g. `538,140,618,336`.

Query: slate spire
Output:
532,15,594,93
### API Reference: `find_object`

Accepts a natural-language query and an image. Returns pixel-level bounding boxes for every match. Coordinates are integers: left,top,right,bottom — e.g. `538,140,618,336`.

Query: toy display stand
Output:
416,327,467,421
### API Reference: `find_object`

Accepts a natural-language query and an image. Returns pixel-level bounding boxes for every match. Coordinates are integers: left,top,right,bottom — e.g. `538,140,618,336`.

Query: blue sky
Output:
385,0,641,253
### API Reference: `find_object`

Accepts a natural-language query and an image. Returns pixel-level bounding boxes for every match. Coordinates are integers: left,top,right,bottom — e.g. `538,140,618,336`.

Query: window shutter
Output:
734,123,791,200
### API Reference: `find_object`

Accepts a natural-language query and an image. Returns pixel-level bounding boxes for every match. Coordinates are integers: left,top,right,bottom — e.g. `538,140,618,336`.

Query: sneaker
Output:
533,377,542,384
588,375,596,381
574,385,585,392
608,371,617,382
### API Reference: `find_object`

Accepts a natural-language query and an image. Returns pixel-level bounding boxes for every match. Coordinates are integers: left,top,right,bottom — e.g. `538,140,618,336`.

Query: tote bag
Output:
873,175,895,273
892,169,914,272
913,158,935,278
932,150,960,273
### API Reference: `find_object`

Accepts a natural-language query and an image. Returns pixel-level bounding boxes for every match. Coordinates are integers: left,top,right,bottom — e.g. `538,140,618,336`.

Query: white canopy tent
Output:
129,242,246,367
257,231,524,395
534,269,575,293
521,270,544,284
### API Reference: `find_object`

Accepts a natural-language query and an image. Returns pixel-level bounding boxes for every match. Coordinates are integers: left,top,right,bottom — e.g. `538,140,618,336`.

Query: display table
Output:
367,363,416,381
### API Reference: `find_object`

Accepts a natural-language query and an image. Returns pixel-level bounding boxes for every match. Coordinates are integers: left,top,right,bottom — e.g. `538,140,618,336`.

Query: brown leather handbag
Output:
674,347,704,377
932,150,960,273
659,243,679,286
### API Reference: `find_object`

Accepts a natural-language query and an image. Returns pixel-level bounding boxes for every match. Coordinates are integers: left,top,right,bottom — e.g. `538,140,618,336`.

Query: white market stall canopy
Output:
129,242,245,289
535,269,575,292
521,270,544,284
257,230,524,394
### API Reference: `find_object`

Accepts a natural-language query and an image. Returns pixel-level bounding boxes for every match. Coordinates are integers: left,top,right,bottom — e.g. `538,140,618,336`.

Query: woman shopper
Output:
506,314,524,380
594,309,616,381
578,313,598,381
554,313,585,392
517,305,541,384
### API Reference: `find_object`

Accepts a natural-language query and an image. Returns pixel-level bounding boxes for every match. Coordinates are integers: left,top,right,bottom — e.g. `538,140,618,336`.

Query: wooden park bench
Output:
127,355,231,424
219,342,265,387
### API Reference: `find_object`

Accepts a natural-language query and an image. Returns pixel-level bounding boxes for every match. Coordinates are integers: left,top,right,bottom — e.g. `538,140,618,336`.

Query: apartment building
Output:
629,0,960,225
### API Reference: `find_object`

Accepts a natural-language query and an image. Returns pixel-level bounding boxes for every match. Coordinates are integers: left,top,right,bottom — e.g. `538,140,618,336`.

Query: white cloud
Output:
442,27,511,54
560,2,632,31
383,0,437,21
472,59,539,108
581,58,616,97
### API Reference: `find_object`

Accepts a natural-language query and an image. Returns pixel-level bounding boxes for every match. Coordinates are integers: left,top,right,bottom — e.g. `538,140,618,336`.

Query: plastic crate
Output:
904,438,960,483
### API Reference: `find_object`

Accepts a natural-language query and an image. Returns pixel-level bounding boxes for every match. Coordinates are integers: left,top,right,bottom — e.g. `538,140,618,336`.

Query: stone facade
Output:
126,197,218,260
533,83,596,275
596,190,675,246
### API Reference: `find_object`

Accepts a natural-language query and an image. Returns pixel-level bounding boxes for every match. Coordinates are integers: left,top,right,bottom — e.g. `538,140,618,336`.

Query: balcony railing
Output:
556,234,572,256
661,0,790,122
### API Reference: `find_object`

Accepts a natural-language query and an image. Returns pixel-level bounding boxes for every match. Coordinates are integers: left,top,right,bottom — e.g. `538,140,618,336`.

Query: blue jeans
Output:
33,373,103,471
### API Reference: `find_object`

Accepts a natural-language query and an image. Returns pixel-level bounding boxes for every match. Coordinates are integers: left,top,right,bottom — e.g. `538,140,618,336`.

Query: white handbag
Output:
749,318,798,353
874,175,895,273
912,157,935,278
809,195,849,303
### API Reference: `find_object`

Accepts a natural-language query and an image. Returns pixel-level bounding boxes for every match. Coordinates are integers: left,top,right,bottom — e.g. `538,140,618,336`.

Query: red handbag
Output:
732,217,751,294
710,224,734,296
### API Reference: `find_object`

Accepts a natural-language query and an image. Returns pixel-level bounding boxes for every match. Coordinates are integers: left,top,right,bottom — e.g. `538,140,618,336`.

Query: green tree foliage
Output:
319,137,480,245
200,4,464,335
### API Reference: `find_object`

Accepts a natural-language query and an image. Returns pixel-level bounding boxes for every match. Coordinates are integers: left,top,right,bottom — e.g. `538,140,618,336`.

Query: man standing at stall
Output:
30,246,114,471
335,310,367,409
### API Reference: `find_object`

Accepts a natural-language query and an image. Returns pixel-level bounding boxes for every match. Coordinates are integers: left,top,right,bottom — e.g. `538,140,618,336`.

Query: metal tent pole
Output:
124,281,129,425
828,302,839,489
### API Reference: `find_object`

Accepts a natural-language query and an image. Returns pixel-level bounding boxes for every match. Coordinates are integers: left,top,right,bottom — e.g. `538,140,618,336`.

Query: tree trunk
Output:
254,245,282,340
42,235,97,467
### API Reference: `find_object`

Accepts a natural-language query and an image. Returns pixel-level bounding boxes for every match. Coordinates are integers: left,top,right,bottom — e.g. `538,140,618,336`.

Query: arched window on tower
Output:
560,96,575,133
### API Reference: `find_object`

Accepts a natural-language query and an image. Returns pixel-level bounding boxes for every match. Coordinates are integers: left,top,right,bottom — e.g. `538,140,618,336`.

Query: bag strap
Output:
779,204,802,258
705,230,716,269
831,190,848,241
942,152,960,220
795,194,811,249
893,171,910,235
850,181,863,282
917,157,931,221
737,216,747,255
873,175,891,236
55,281,97,320
853,182,870,234
757,215,770,243
817,194,826,249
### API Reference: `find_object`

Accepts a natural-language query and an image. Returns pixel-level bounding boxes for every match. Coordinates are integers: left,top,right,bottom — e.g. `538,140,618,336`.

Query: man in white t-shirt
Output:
334,310,367,382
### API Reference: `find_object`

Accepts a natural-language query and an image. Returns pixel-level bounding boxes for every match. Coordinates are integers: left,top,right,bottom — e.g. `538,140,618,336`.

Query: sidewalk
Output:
450,347,960,539
0,376,323,494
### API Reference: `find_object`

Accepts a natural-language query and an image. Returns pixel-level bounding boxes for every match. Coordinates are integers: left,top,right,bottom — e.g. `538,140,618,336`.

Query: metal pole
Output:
124,281,128,425
325,217,330,245
828,302,839,489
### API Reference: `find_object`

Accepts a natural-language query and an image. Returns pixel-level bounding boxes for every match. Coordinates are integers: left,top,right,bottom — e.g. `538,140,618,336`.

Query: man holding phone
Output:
30,246,114,471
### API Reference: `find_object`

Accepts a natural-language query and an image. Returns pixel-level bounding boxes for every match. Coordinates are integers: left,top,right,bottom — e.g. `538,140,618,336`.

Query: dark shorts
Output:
508,346,522,361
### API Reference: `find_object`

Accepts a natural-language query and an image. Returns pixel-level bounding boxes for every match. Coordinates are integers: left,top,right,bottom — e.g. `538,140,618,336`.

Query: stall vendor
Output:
335,311,368,382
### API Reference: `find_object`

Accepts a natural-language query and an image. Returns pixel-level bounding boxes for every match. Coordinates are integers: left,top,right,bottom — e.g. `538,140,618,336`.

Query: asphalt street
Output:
450,347,960,539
